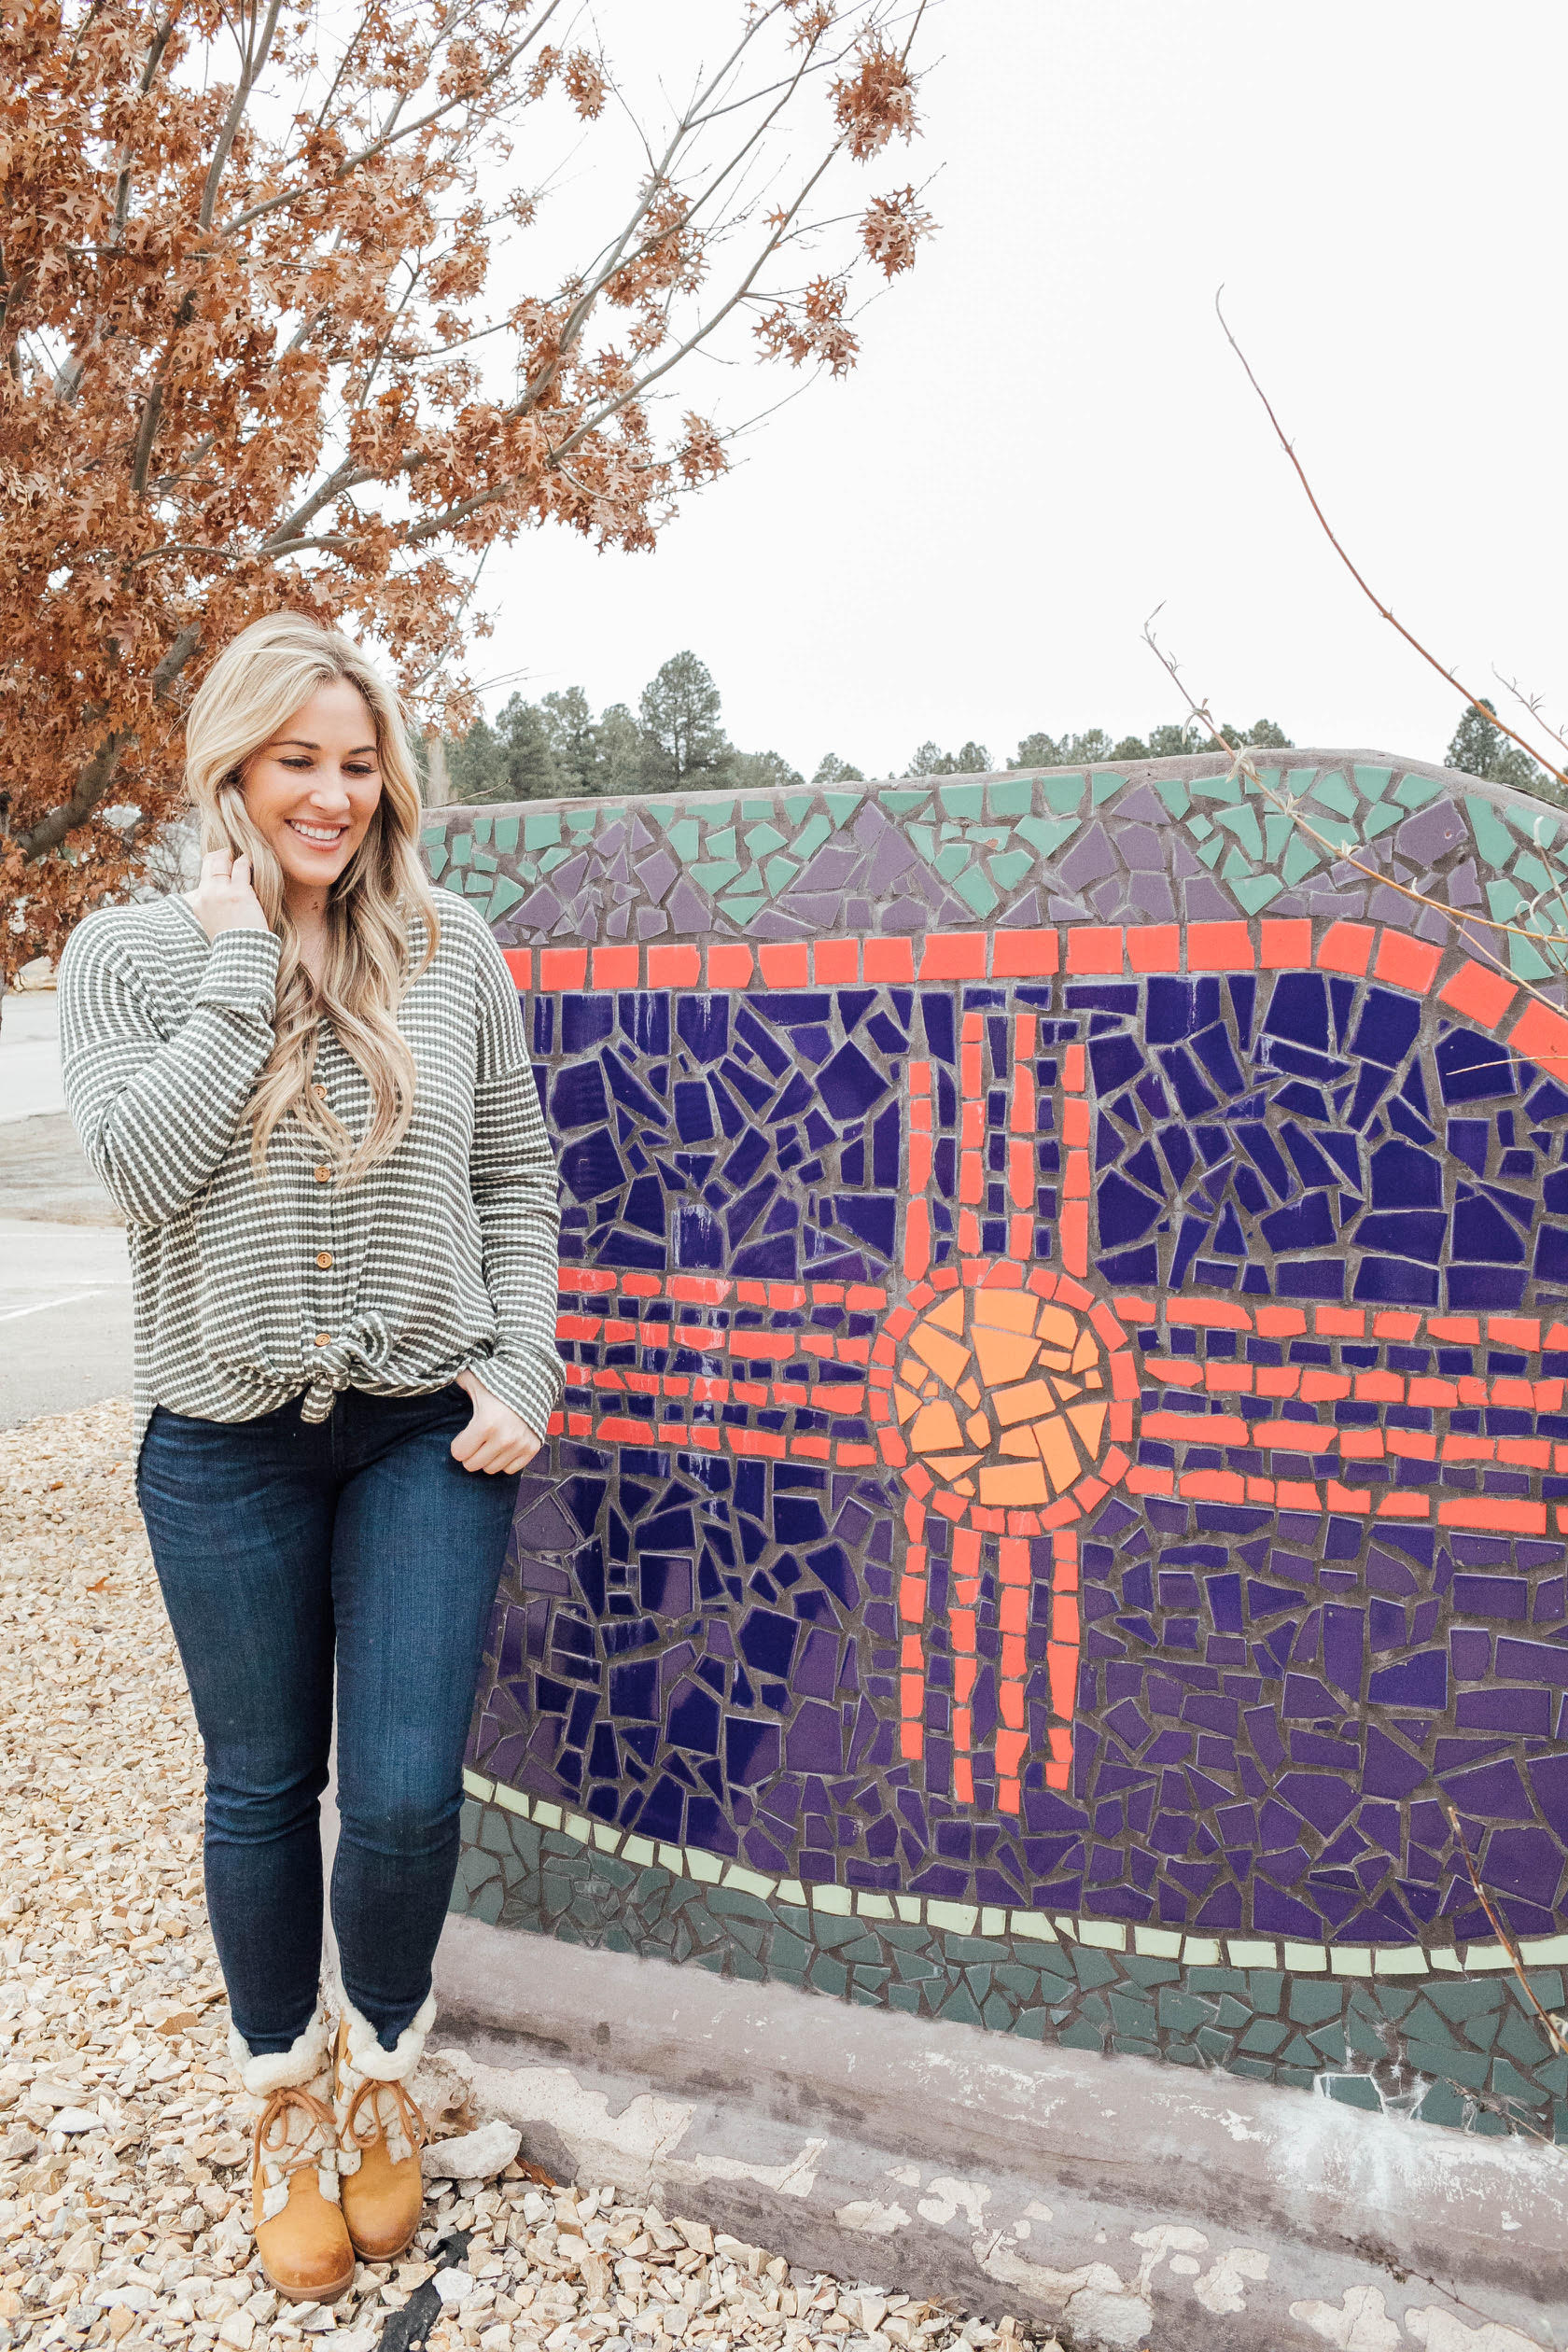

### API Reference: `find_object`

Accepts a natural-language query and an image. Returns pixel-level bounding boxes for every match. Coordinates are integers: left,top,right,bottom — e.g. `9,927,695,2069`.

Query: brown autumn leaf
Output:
0,0,934,984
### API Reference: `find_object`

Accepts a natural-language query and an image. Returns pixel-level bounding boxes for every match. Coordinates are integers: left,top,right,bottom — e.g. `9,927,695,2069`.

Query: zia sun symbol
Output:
891,1286,1115,1512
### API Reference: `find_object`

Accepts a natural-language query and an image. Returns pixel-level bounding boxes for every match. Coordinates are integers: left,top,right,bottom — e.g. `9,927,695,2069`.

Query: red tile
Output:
759,942,810,987
1373,931,1442,993
1188,921,1253,971
1509,996,1568,1078
919,931,987,980
1317,922,1374,976
992,929,1059,977
539,946,587,989
1127,925,1179,973
1261,918,1311,969
707,944,753,987
863,937,916,982
647,943,700,987
591,945,639,988
1439,959,1517,1027
501,947,533,987
814,939,860,983
1065,926,1124,974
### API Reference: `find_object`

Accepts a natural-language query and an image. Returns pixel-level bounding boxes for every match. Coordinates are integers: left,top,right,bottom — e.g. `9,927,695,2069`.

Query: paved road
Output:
0,1217,133,1428
0,993,134,1426
0,989,68,1123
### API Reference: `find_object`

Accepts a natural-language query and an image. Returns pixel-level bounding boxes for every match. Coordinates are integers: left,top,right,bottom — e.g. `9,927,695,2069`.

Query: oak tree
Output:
0,0,933,980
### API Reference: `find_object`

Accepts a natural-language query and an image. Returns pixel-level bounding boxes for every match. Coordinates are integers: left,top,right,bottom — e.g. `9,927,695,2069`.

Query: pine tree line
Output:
431,651,1562,810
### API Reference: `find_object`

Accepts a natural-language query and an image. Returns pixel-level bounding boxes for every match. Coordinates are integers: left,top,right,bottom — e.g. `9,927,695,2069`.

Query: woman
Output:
60,614,562,2303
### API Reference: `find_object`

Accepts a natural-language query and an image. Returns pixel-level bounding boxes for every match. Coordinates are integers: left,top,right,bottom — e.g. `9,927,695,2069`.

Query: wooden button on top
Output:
315,1332,330,1348
314,1165,331,1183
315,1251,333,1270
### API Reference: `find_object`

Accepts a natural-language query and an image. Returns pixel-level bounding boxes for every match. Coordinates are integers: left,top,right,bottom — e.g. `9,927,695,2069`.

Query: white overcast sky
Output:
467,0,1568,783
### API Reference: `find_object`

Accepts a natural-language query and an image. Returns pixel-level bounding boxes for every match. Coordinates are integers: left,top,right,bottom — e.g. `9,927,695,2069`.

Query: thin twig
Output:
1214,289,1568,792
1443,1803,1568,2064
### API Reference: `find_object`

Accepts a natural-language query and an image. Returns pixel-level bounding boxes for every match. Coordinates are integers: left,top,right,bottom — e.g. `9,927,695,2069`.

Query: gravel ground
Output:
0,1405,1059,2352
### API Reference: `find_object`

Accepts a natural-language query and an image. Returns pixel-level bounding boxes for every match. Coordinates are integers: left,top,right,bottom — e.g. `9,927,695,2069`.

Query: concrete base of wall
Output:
434,1914,1568,2352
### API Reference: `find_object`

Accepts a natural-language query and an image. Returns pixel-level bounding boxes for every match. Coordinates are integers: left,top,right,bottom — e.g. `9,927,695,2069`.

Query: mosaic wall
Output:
427,754,1568,2140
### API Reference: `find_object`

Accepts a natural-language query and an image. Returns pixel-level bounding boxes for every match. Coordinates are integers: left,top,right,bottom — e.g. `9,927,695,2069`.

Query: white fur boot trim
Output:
332,1989,436,2173
228,2006,331,2098
336,1988,437,2084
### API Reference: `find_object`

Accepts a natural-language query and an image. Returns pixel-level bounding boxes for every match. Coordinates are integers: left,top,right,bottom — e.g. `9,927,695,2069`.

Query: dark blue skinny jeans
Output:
136,1386,518,2055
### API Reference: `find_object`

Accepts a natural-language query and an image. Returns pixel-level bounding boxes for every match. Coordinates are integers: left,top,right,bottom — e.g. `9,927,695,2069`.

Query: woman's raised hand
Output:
189,849,271,940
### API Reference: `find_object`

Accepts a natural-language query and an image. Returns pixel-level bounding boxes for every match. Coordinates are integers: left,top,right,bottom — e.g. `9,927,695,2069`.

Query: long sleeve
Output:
467,926,564,1439
59,913,281,1228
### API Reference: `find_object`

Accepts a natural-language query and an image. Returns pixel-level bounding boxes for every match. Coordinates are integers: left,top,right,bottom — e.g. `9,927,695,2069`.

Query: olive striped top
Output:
59,892,563,1456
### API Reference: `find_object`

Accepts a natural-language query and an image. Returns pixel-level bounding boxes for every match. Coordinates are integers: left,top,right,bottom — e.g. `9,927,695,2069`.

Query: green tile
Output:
1363,804,1402,839
1395,772,1446,809
1308,2023,1348,2065
886,1981,923,2016
1282,832,1323,886
933,842,971,879
1416,2080,1468,2128
1215,804,1264,859
1188,813,1212,839
1325,2074,1381,2112
745,822,786,856
953,865,1000,917
1284,766,1319,798
938,1982,983,2027
1015,815,1080,858
767,1929,812,1981
1155,778,1191,818
939,783,986,819
1057,2019,1103,2052
693,861,742,892
492,817,519,853
987,850,1033,891
1191,772,1243,805
1466,795,1517,865
1407,2038,1489,2091
880,791,930,814
448,833,471,866
1281,2033,1322,2067
1426,1981,1505,2024
1234,874,1284,912
486,877,524,919
988,777,1034,817
1070,1948,1120,1992
1090,771,1128,805
1508,933,1554,980
1197,836,1225,868
1309,776,1357,819
810,1954,848,1997
565,807,599,834
718,893,765,925
1108,1992,1156,2038
469,815,494,841
763,854,799,895
1353,765,1394,801
823,791,861,823
1263,811,1295,861
1490,2059,1545,2106
1247,1972,1284,2015
1196,2026,1234,2064
1118,1956,1182,1989
1239,2018,1288,2054
945,1935,1011,1963
666,819,702,861
791,815,832,861
983,1992,1016,2030
1157,1988,1213,2034
1226,2057,1275,2084
538,846,571,871
425,843,447,879
1043,777,1086,815
524,810,561,848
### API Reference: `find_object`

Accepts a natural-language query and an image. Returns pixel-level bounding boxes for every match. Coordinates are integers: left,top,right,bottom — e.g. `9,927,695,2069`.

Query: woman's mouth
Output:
286,819,347,849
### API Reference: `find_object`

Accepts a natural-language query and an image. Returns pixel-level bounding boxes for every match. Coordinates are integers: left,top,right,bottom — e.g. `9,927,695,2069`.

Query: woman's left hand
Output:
451,1370,542,1475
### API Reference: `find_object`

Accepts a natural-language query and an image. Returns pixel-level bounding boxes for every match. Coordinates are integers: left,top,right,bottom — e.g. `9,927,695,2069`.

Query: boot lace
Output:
252,2086,340,2223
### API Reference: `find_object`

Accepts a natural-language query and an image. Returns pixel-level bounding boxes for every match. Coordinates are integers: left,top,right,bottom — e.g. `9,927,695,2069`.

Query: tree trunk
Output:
423,736,451,810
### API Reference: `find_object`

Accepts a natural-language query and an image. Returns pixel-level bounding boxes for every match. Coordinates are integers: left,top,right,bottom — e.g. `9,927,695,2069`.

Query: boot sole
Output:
268,2262,356,2305
344,2215,421,2264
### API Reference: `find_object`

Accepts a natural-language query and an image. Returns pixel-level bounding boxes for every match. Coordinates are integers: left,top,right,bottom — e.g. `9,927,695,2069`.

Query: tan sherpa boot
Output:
332,1990,434,2263
230,2010,355,2304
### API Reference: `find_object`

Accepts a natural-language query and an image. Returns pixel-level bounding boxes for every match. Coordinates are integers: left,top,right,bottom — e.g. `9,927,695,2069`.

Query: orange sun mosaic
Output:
895,1284,1117,1510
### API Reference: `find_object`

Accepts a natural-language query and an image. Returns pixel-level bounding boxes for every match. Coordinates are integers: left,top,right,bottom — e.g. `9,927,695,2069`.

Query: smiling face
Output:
240,678,384,911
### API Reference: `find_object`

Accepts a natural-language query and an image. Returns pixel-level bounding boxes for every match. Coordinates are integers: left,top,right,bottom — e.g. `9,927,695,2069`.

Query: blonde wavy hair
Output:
185,614,441,1181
